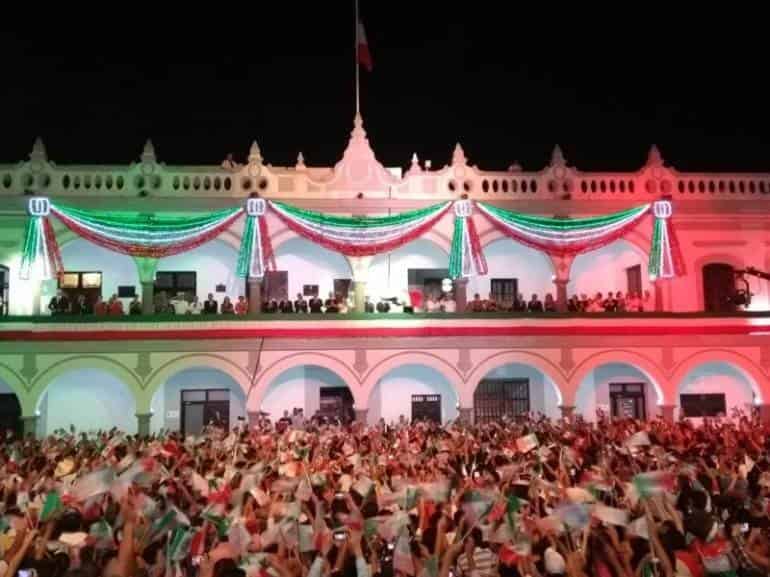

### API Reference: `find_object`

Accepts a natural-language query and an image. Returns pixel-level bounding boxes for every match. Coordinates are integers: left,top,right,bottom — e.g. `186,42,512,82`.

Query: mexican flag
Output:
40,491,63,522
631,471,676,501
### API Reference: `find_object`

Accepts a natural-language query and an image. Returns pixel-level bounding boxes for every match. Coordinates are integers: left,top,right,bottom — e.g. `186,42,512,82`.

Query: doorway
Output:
181,388,230,436
702,263,736,312
474,378,530,423
319,387,354,423
0,394,21,437
609,383,646,420
411,394,441,423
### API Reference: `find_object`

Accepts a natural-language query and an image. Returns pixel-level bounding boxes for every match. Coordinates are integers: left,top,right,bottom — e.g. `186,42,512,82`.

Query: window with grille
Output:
155,271,197,300
474,378,529,422
490,278,517,307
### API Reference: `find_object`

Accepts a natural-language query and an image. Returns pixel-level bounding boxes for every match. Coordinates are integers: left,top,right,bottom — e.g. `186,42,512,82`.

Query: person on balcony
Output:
615,290,626,312
107,294,124,315
235,295,249,315
442,293,456,313
325,296,339,313
602,291,617,312
73,293,92,315
627,291,641,312
643,289,652,311
263,298,278,313
364,295,375,313
189,295,204,315
469,293,484,312
129,296,142,315
484,293,498,312
513,293,527,312
221,296,235,314
94,296,108,316
544,293,557,312
170,293,189,315
203,293,218,314
424,292,439,312
48,290,70,315
309,294,323,313
294,293,307,313
279,296,294,313
324,291,336,311
527,293,544,313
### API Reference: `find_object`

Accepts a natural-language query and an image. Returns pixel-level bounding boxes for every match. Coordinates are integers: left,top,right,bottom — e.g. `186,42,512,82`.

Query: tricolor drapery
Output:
20,196,683,283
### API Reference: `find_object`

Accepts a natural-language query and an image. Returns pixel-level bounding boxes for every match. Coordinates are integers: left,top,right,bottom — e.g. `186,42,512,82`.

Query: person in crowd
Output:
470,293,485,313
527,292,543,312
442,293,456,313
71,293,91,315
47,289,70,315
279,295,294,313
325,295,339,314
221,295,235,314
602,290,617,312
484,293,498,312
309,294,324,313
513,293,527,312
364,295,375,313
567,294,580,312
129,296,142,315
544,292,557,312
424,292,439,313
263,298,278,313
293,293,307,313
235,295,249,315
170,293,189,315
107,293,124,315
203,293,218,314
188,295,204,315
627,291,641,312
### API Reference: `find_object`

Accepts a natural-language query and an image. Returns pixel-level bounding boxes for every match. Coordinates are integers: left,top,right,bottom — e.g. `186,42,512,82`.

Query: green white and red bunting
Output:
449,200,488,279
268,200,452,256
20,196,683,282
476,201,651,256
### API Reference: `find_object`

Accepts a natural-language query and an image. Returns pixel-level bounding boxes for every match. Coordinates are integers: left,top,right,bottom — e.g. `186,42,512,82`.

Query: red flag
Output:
357,20,373,71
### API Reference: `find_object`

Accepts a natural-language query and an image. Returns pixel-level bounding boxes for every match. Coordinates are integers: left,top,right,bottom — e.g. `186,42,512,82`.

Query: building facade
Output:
1,114,770,437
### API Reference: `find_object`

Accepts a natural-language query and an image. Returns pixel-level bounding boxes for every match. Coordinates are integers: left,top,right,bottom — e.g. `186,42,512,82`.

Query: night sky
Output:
3,9,768,173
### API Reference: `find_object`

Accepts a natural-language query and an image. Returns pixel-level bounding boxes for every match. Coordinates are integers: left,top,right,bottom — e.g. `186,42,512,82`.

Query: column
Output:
659,404,676,423
133,257,159,315
653,279,665,312
554,279,569,312
759,404,770,425
454,278,468,313
458,407,473,424
559,405,575,421
20,415,38,438
354,408,368,424
347,256,372,313
136,412,152,437
141,281,154,315
247,278,262,314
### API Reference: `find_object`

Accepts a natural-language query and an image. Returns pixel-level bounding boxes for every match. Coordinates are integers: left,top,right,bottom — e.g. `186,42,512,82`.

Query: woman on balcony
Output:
235,295,249,315
221,296,234,314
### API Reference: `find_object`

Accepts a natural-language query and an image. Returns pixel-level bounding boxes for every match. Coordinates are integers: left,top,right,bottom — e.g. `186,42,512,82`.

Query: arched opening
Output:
156,239,241,310
468,239,553,308
676,361,758,421
367,364,458,425
0,378,21,436
574,362,661,422
150,366,247,435
36,368,138,435
568,239,651,303
272,237,352,305
472,363,562,422
368,239,447,304
261,365,354,425
702,263,737,312
57,238,139,313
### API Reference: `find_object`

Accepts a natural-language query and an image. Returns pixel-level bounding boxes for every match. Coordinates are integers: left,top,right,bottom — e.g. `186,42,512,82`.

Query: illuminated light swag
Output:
20,196,683,283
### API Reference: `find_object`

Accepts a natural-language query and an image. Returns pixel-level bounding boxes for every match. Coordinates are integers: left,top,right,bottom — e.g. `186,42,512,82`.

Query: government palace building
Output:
0,113,769,437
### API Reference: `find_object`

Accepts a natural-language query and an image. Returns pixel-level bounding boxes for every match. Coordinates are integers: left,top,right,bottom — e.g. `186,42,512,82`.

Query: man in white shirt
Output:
443,294,456,313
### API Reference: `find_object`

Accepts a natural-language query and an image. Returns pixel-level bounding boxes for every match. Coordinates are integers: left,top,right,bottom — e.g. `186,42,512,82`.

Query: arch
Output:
465,351,567,408
568,350,667,406
31,355,142,406
692,253,745,312
670,349,768,404
250,353,361,410
467,237,555,304
366,363,460,425
35,366,139,435
568,238,651,298
149,366,248,434
145,354,252,411
0,363,30,410
363,351,464,407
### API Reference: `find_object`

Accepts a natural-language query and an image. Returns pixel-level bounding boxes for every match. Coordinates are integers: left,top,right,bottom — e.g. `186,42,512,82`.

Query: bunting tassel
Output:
449,200,488,279
649,200,684,279
237,198,272,279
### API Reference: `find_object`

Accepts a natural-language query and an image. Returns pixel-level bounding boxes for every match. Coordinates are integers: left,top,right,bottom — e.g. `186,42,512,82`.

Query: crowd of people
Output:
2,411,770,577
465,291,654,314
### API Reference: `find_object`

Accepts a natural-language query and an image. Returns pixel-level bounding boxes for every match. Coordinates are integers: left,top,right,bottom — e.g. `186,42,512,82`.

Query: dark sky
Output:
3,8,769,173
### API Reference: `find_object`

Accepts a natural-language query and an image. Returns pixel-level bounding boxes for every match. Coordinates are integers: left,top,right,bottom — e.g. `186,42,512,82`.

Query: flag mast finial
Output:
355,0,360,116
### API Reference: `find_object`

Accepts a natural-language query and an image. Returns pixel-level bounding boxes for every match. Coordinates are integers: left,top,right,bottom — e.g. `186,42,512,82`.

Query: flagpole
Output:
355,0,360,115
